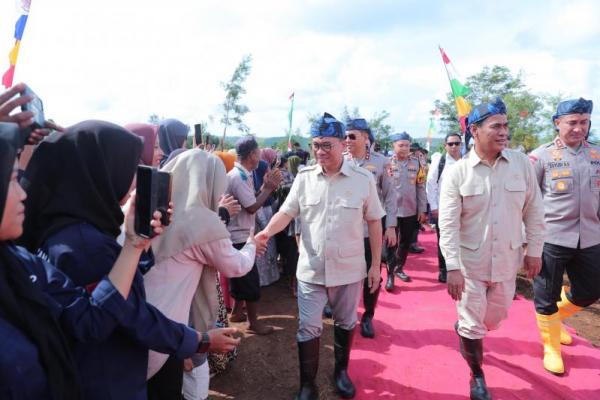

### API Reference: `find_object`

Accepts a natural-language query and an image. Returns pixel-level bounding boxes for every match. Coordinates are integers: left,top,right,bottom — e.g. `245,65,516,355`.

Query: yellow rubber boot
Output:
557,286,582,345
536,313,564,375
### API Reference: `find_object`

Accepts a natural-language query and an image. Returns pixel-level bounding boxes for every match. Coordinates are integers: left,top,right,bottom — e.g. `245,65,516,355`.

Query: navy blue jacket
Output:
0,244,129,399
40,223,198,400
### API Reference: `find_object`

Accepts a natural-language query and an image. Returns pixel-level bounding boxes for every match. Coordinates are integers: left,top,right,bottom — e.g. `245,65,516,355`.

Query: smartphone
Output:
194,124,203,147
134,166,172,238
20,85,45,145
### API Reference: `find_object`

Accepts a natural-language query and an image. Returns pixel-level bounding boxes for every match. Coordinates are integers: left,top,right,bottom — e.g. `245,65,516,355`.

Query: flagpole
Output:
287,92,294,151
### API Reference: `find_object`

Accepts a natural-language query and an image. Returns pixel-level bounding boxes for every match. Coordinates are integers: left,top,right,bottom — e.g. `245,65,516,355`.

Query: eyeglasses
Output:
446,142,462,147
345,133,357,141
312,142,333,152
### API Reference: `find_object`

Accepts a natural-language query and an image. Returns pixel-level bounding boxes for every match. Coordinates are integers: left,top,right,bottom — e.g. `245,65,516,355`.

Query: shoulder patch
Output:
298,164,318,174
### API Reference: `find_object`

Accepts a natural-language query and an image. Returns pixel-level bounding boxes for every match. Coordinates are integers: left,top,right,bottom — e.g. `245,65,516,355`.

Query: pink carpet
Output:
352,228,600,399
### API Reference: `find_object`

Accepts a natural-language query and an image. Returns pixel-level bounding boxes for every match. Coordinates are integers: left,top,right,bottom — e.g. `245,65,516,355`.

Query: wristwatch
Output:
196,332,210,353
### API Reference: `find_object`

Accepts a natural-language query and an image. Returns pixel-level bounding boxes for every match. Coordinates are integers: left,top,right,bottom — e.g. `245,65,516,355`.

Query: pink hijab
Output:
124,123,158,166
261,148,278,167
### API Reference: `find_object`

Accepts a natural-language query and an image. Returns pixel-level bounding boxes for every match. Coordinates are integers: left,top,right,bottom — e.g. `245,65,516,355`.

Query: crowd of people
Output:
0,81,598,400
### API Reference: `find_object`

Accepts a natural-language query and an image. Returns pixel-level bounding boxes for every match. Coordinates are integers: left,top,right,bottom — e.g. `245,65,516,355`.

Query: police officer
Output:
256,113,384,400
386,132,427,291
344,118,397,338
529,98,600,375
409,142,429,254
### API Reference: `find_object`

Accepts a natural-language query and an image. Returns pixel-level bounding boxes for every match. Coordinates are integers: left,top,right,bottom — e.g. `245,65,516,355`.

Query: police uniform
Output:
345,126,398,338
279,113,385,400
387,137,427,287
529,97,600,375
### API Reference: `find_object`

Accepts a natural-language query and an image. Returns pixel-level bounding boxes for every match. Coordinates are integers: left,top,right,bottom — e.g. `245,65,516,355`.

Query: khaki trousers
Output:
456,277,516,340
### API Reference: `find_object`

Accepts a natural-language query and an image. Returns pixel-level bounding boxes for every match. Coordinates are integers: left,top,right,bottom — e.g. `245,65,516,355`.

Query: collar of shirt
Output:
467,147,510,168
314,159,353,177
234,162,252,175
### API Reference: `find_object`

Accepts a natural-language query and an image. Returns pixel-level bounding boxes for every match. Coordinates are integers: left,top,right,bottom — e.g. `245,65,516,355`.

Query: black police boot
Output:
334,326,356,399
409,243,425,253
385,264,395,292
296,338,320,400
361,281,380,338
456,324,492,400
395,248,412,282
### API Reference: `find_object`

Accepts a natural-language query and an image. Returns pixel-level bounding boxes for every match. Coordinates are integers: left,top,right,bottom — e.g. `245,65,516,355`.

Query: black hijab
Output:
19,120,143,251
158,118,189,167
0,127,81,399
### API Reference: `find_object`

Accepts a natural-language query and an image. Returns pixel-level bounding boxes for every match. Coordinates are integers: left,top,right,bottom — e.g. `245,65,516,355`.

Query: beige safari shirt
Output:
280,159,385,287
438,148,545,282
345,151,398,235
529,137,600,249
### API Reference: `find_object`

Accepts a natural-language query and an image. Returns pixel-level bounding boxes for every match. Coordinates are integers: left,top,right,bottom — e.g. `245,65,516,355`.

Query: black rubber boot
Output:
395,248,411,282
385,264,395,292
455,325,492,400
361,282,380,338
334,326,356,399
408,243,424,253
296,338,320,400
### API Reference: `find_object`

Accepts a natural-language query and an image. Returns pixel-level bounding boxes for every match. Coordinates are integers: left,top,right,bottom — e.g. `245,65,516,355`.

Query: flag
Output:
426,118,435,152
2,0,31,88
287,92,294,151
439,46,471,133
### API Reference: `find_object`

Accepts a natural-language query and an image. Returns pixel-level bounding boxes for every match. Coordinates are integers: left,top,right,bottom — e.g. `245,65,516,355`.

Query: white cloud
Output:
1,0,598,138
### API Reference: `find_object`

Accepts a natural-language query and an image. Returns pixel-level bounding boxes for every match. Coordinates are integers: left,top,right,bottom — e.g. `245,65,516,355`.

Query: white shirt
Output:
426,152,460,211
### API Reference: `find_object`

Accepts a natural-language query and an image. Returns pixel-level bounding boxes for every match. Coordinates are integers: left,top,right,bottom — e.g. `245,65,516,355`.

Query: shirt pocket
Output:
590,166,600,192
301,196,321,222
459,183,485,211
338,198,363,224
504,179,526,207
548,169,573,195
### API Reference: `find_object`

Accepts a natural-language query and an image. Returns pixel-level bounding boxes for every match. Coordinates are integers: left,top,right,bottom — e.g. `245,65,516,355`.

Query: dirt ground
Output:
210,276,599,400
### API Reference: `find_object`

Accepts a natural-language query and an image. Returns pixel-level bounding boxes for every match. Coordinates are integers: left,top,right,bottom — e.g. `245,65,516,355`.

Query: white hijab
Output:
153,149,230,262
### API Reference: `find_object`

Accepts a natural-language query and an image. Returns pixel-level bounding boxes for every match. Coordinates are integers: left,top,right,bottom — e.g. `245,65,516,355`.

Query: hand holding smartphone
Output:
134,166,172,238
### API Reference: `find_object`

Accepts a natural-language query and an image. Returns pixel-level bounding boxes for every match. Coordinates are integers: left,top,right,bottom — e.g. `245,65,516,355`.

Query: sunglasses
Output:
312,142,333,152
345,133,358,141
446,142,462,147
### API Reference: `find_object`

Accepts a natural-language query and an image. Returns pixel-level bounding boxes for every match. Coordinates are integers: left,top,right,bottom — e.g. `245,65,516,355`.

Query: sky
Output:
1,0,599,139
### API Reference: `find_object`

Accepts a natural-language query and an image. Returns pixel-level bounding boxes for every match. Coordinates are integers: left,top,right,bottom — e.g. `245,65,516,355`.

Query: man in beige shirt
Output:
257,113,384,400
439,98,545,400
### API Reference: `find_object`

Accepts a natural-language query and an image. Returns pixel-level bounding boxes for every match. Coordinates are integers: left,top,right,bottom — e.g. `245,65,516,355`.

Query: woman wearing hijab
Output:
252,159,280,287
144,149,260,398
287,155,302,177
125,123,162,166
0,123,168,399
158,118,189,167
20,121,238,400
260,147,278,169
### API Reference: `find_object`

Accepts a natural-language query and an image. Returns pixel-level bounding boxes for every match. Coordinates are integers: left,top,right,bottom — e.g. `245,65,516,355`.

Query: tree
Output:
220,54,252,149
433,65,561,151
147,113,163,124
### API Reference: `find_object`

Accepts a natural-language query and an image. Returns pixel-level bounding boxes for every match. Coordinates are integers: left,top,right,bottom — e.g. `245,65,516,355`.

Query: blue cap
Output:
552,98,593,123
310,113,345,139
235,135,259,158
346,118,375,142
467,97,507,127
390,132,411,143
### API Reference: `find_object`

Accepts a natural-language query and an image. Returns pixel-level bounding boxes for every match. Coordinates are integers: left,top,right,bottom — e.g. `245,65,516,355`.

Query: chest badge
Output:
591,149,600,160
551,149,562,161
